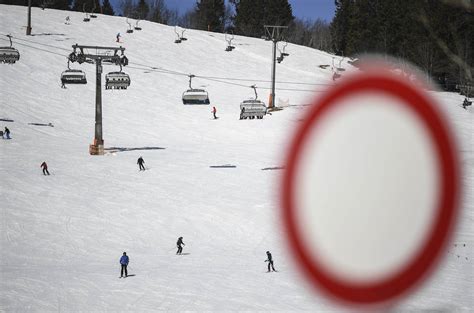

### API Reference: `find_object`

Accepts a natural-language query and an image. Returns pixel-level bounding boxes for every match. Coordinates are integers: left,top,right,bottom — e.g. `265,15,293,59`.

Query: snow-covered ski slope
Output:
1,5,473,311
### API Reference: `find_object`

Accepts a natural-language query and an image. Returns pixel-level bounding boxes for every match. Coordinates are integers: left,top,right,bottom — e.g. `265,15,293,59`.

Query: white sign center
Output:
293,91,440,283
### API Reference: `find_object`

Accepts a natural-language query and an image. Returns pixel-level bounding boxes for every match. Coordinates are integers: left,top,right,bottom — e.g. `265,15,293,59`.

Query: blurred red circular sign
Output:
281,70,460,306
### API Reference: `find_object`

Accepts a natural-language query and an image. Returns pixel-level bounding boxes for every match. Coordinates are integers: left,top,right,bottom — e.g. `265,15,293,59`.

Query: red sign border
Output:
282,71,460,305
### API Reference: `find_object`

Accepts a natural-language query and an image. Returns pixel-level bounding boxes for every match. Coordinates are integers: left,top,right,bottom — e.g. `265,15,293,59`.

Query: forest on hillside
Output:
1,0,472,91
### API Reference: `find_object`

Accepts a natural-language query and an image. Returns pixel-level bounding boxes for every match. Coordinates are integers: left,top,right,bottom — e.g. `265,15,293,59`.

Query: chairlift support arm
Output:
188,74,195,89
251,85,258,100
174,26,180,38
6,34,13,47
225,32,234,45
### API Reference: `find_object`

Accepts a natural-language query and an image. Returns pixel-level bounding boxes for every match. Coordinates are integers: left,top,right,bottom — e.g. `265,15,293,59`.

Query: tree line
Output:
331,0,473,90
2,0,471,88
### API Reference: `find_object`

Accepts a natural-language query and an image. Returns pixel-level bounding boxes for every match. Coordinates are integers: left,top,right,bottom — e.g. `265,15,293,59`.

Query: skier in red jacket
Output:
212,106,217,119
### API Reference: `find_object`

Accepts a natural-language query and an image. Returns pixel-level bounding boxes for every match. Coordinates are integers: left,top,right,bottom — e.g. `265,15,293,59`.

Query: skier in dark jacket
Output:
40,161,50,175
176,237,185,254
265,251,276,272
120,252,129,277
4,127,10,139
137,156,145,171
463,98,472,109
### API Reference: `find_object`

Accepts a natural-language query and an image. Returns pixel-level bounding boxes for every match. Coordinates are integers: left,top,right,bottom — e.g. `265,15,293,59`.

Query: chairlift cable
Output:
0,34,71,52
0,37,67,57
1,35,332,94
127,58,333,86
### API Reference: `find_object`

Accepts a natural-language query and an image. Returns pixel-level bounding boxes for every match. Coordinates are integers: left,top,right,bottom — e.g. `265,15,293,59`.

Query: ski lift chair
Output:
126,18,134,33
333,57,345,72
83,4,90,22
239,85,267,119
90,3,98,18
182,89,210,104
61,69,87,85
225,32,235,52
281,42,289,57
105,68,131,90
239,99,266,119
134,20,142,31
0,35,20,64
174,26,186,43
182,74,210,104
331,57,343,81
180,29,187,41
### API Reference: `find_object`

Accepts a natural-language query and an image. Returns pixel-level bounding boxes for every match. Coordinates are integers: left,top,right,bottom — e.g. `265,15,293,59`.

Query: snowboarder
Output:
120,252,129,277
116,33,121,43
212,106,217,119
4,127,10,139
176,237,185,254
137,156,145,171
265,251,276,272
40,161,50,175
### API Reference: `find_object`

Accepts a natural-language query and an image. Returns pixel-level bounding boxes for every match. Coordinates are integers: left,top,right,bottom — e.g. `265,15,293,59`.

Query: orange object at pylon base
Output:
268,94,273,108
89,139,104,155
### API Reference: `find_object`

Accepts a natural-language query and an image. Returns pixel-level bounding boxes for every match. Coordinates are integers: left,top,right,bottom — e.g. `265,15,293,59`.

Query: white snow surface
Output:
1,5,473,312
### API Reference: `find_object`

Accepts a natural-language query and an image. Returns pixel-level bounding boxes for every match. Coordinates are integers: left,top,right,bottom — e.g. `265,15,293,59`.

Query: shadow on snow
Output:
105,146,166,153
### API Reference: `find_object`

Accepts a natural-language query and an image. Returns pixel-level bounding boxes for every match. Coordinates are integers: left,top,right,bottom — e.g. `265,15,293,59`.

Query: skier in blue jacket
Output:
120,252,129,277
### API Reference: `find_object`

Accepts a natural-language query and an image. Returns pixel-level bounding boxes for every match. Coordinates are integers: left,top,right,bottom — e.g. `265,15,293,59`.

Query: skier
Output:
462,98,472,109
116,33,121,43
65,16,70,25
137,156,145,171
120,252,129,278
40,161,50,175
176,236,185,255
4,127,10,139
212,106,217,119
264,251,276,272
